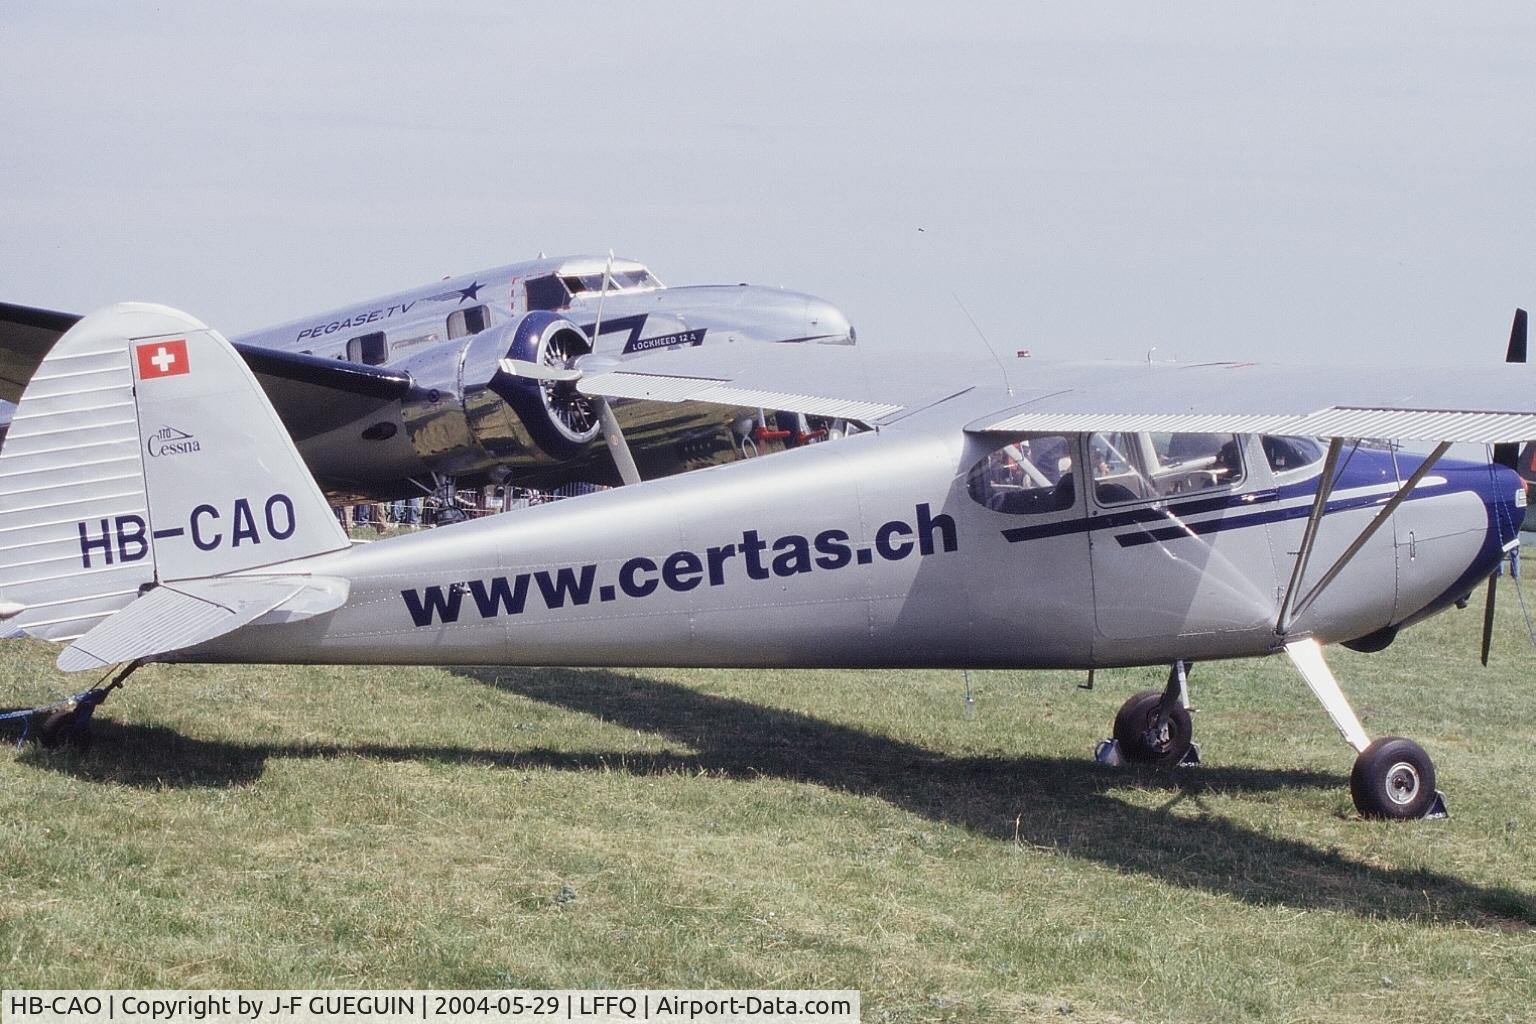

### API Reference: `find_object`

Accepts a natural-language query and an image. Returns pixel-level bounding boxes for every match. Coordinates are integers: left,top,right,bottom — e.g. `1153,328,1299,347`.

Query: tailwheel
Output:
1112,690,1193,766
38,708,92,751
1350,737,1439,819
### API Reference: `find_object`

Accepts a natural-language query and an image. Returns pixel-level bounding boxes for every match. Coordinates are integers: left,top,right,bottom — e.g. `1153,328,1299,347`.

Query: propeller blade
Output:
1480,573,1497,666
499,358,582,383
593,396,641,486
1507,308,1528,364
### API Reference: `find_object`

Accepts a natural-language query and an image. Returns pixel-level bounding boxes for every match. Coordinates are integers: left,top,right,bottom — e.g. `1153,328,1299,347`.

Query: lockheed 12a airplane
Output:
3,302,1534,821
0,255,854,503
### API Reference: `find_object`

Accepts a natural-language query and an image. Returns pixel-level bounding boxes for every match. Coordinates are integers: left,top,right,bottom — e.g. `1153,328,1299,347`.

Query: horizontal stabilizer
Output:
57,575,348,672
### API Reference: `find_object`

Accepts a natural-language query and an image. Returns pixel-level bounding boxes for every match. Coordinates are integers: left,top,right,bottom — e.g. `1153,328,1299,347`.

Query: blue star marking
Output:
457,280,483,303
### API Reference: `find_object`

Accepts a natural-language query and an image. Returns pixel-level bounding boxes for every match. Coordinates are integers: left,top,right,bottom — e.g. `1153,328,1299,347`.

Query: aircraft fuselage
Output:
189,397,1523,671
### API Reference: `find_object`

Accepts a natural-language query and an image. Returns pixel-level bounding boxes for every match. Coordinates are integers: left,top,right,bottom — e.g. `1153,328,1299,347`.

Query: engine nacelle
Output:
397,312,599,478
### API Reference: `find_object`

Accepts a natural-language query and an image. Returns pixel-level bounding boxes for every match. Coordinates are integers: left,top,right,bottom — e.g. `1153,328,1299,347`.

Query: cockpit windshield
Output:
526,266,663,311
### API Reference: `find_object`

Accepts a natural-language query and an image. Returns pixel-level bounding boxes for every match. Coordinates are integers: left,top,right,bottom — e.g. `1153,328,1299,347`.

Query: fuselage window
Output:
1262,435,1325,473
968,434,1077,515
447,305,490,339
1090,431,1244,505
345,332,389,365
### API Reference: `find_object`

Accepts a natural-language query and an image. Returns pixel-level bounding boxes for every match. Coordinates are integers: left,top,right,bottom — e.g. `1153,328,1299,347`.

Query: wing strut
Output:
1274,438,1347,635
1275,439,1452,636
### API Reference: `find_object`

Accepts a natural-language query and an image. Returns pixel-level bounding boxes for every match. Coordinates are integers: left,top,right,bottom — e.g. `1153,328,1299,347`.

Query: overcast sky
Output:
4,2,1535,366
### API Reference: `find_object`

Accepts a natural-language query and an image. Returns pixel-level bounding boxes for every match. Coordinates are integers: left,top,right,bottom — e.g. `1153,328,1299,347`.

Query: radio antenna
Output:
953,291,1012,396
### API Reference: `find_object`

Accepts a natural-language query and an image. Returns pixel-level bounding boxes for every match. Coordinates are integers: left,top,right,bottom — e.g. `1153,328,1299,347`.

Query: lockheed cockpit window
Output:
447,305,490,339
968,434,1076,515
1091,431,1244,505
561,274,608,294
1262,435,1325,473
559,269,659,295
611,269,660,290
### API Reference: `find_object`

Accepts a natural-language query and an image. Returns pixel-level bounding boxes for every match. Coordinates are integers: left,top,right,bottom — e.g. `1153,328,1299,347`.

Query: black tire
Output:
1350,737,1436,819
1112,690,1193,766
434,506,468,526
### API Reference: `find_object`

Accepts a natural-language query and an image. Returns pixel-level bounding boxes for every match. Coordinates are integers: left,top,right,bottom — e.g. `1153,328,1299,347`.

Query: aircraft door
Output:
1088,432,1279,646
961,433,1094,666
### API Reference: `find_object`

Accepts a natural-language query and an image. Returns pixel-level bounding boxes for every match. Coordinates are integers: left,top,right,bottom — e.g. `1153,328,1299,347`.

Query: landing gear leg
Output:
433,474,467,525
35,660,142,750
1284,638,1447,820
1096,661,1199,767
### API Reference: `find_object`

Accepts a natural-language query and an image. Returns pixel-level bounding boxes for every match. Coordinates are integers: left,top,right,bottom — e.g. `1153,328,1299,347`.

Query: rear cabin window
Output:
1090,431,1244,505
968,434,1077,515
447,305,490,339
345,332,389,365
1262,435,1326,473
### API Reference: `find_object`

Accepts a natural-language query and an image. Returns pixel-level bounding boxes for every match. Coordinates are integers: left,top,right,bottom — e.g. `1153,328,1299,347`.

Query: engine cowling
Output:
397,312,599,478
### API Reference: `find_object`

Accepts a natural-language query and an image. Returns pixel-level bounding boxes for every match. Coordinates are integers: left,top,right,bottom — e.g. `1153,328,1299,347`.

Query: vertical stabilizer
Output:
0,303,349,644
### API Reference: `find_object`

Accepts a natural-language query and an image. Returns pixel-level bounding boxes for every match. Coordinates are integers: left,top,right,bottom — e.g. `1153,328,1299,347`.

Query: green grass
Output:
2,589,1534,1023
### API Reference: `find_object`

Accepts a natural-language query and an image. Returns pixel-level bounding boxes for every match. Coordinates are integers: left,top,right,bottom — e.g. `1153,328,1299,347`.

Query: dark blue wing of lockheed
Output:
0,301,412,445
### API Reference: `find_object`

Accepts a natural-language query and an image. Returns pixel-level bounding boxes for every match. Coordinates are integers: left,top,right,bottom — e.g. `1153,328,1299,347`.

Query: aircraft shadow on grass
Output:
9,665,1532,929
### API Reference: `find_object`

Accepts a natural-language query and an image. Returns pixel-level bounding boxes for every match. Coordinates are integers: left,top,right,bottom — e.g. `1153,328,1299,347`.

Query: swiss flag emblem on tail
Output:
135,339,190,380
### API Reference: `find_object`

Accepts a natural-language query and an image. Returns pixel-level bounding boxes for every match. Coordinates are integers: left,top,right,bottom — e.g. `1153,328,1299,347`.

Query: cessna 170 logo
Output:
146,425,201,458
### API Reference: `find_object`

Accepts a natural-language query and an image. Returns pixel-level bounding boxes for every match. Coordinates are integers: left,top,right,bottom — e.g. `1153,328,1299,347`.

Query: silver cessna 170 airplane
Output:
2,303,1531,821
0,255,854,503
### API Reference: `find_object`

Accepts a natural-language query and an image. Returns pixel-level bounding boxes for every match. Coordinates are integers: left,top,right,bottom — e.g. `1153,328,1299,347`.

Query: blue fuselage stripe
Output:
1001,482,1445,547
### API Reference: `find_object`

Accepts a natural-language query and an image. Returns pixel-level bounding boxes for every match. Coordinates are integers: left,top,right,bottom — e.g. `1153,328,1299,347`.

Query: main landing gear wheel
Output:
1112,690,1193,767
1350,737,1437,820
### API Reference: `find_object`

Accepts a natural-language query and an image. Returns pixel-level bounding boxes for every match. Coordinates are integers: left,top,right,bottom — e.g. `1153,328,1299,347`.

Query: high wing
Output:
575,342,1536,444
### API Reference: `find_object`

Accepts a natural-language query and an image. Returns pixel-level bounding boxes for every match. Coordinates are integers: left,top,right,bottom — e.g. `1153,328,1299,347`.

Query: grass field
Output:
2,584,1534,1022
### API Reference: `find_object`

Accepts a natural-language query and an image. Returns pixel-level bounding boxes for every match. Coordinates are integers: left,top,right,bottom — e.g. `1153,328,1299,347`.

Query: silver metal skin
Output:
234,256,854,496
0,257,855,501
185,394,1521,672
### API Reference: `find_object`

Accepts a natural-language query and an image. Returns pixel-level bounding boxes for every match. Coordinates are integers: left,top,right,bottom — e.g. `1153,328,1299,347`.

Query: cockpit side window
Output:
562,273,607,294
525,275,570,311
967,434,1077,515
1090,431,1244,506
1262,435,1326,473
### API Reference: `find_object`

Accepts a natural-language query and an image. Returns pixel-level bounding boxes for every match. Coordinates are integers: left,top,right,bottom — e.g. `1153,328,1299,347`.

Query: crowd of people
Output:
332,481,608,533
